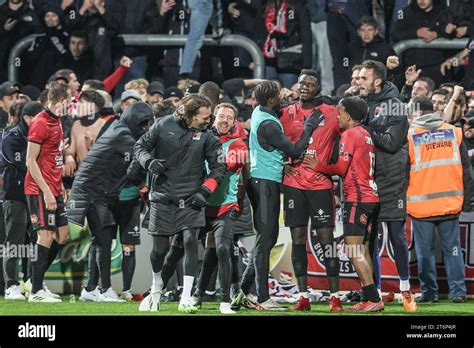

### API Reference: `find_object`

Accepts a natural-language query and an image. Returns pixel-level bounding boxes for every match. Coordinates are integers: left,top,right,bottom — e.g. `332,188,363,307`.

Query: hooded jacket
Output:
365,81,410,221
2,117,30,202
409,112,472,219
67,102,153,226
346,36,395,70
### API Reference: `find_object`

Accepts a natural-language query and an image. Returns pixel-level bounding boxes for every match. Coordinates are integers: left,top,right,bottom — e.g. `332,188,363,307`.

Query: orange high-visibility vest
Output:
407,122,464,219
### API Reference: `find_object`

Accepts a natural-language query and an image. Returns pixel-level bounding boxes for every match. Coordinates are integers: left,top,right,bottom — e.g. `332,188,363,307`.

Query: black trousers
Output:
247,178,281,303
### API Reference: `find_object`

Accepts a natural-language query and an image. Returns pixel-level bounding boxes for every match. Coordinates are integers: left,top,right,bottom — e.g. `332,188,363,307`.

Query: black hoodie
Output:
67,103,153,225
346,35,395,70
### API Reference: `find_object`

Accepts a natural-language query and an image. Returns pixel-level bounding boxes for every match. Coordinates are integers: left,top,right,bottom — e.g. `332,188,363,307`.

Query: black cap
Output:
164,87,184,100
47,74,69,85
21,101,44,118
146,81,165,96
0,82,20,99
21,85,42,101
462,109,474,127
185,83,201,94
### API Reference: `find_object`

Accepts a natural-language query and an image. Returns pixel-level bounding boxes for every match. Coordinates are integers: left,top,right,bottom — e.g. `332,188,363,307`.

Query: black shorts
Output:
112,198,141,245
283,186,335,229
26,194,68,231
343,202,379,240
203,212,235,240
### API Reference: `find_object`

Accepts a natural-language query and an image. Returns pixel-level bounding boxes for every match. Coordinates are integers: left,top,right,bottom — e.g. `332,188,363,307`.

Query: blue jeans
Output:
179,0,213,75
412,218,466,299
265,66,298,89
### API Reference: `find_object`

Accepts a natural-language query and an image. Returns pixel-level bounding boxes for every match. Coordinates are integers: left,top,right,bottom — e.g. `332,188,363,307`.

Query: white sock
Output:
182,275,194,300
152,271,163,290
400,279,410,292
300,292,309,299
330,292,339,299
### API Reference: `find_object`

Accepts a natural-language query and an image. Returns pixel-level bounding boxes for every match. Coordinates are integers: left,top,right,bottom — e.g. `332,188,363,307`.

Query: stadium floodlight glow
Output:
8,34,265,82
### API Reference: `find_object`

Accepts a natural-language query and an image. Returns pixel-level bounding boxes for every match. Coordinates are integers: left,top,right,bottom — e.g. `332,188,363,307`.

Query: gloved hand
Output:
147,159,166,176
304,109,323,132
186,188,211,209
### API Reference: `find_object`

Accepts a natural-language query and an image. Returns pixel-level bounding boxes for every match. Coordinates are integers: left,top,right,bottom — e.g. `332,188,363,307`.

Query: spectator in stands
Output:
120,89,141,113
32,0,75,22
443,0,472,39
326,0,372,90
440,33,474,90
113,0,160,95
0,0,41,82
0,82,20,128
260,0,312,88
27,4,69,89
153,99,176,122
146,81,165,107
178,0,213,80
225,0,262,78
66,0,121,80
401,65,436,102
346,16,395,73
163,86,184,107
62,30,96,84
407,95,471,304
431,88,449,113
125,79,149,102
444,85,467,124
307,0,334,95
391,0,452,86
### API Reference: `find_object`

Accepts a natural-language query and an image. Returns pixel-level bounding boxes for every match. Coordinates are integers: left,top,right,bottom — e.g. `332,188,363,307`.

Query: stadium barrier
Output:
7,34,265,82
393,38,469,56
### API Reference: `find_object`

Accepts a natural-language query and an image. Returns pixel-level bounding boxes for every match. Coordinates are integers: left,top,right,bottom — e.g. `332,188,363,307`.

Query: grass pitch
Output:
0,296,473,316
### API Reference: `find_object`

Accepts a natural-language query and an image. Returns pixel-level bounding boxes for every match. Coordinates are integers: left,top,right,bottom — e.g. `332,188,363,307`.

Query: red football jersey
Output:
25,111,65,197
317,126,379,203
280,102,340,190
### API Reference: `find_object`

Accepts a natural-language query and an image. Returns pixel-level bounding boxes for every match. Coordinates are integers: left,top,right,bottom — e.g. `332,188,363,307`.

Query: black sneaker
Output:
162,289,180,303
452,296,466,303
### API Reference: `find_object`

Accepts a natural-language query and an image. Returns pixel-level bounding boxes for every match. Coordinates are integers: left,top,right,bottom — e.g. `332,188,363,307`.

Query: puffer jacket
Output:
364,81,410,221
67,102,153,226
134,113,226,203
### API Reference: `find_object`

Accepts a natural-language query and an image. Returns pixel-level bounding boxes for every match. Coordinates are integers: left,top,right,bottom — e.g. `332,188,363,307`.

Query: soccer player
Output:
280,69,343,311
25,82,71,302
307,96,384,312
135,94,226,314
233,81,323,311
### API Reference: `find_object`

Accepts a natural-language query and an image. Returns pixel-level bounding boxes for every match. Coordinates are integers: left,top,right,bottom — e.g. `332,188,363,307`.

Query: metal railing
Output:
393,38,469,56
8,34,265,82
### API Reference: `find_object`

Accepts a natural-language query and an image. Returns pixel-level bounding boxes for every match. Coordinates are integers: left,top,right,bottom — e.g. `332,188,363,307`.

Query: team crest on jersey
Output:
30,214,38,224
309,137,313,144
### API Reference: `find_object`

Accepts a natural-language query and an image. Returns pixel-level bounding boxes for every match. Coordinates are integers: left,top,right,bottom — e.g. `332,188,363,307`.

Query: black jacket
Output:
67,103,153,226
391,0,450,69
26,26,69,89
134,113,226,234
364,81,410,222
2,117,29,202
346,36,395,70
61,50,95,85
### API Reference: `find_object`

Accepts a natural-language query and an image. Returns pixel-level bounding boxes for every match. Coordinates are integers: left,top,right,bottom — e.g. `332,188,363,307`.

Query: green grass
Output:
1,297,473,316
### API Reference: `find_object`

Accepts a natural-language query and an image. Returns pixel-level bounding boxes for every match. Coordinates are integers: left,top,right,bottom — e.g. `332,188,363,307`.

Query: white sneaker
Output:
23,279,32,297
98,288,126,303
43,283,61,299
5,285,26,300
219,302,236,314
256,298,288,311
121,290,133,301
79,287,100,302
139,286,162,312
28,289,62,303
